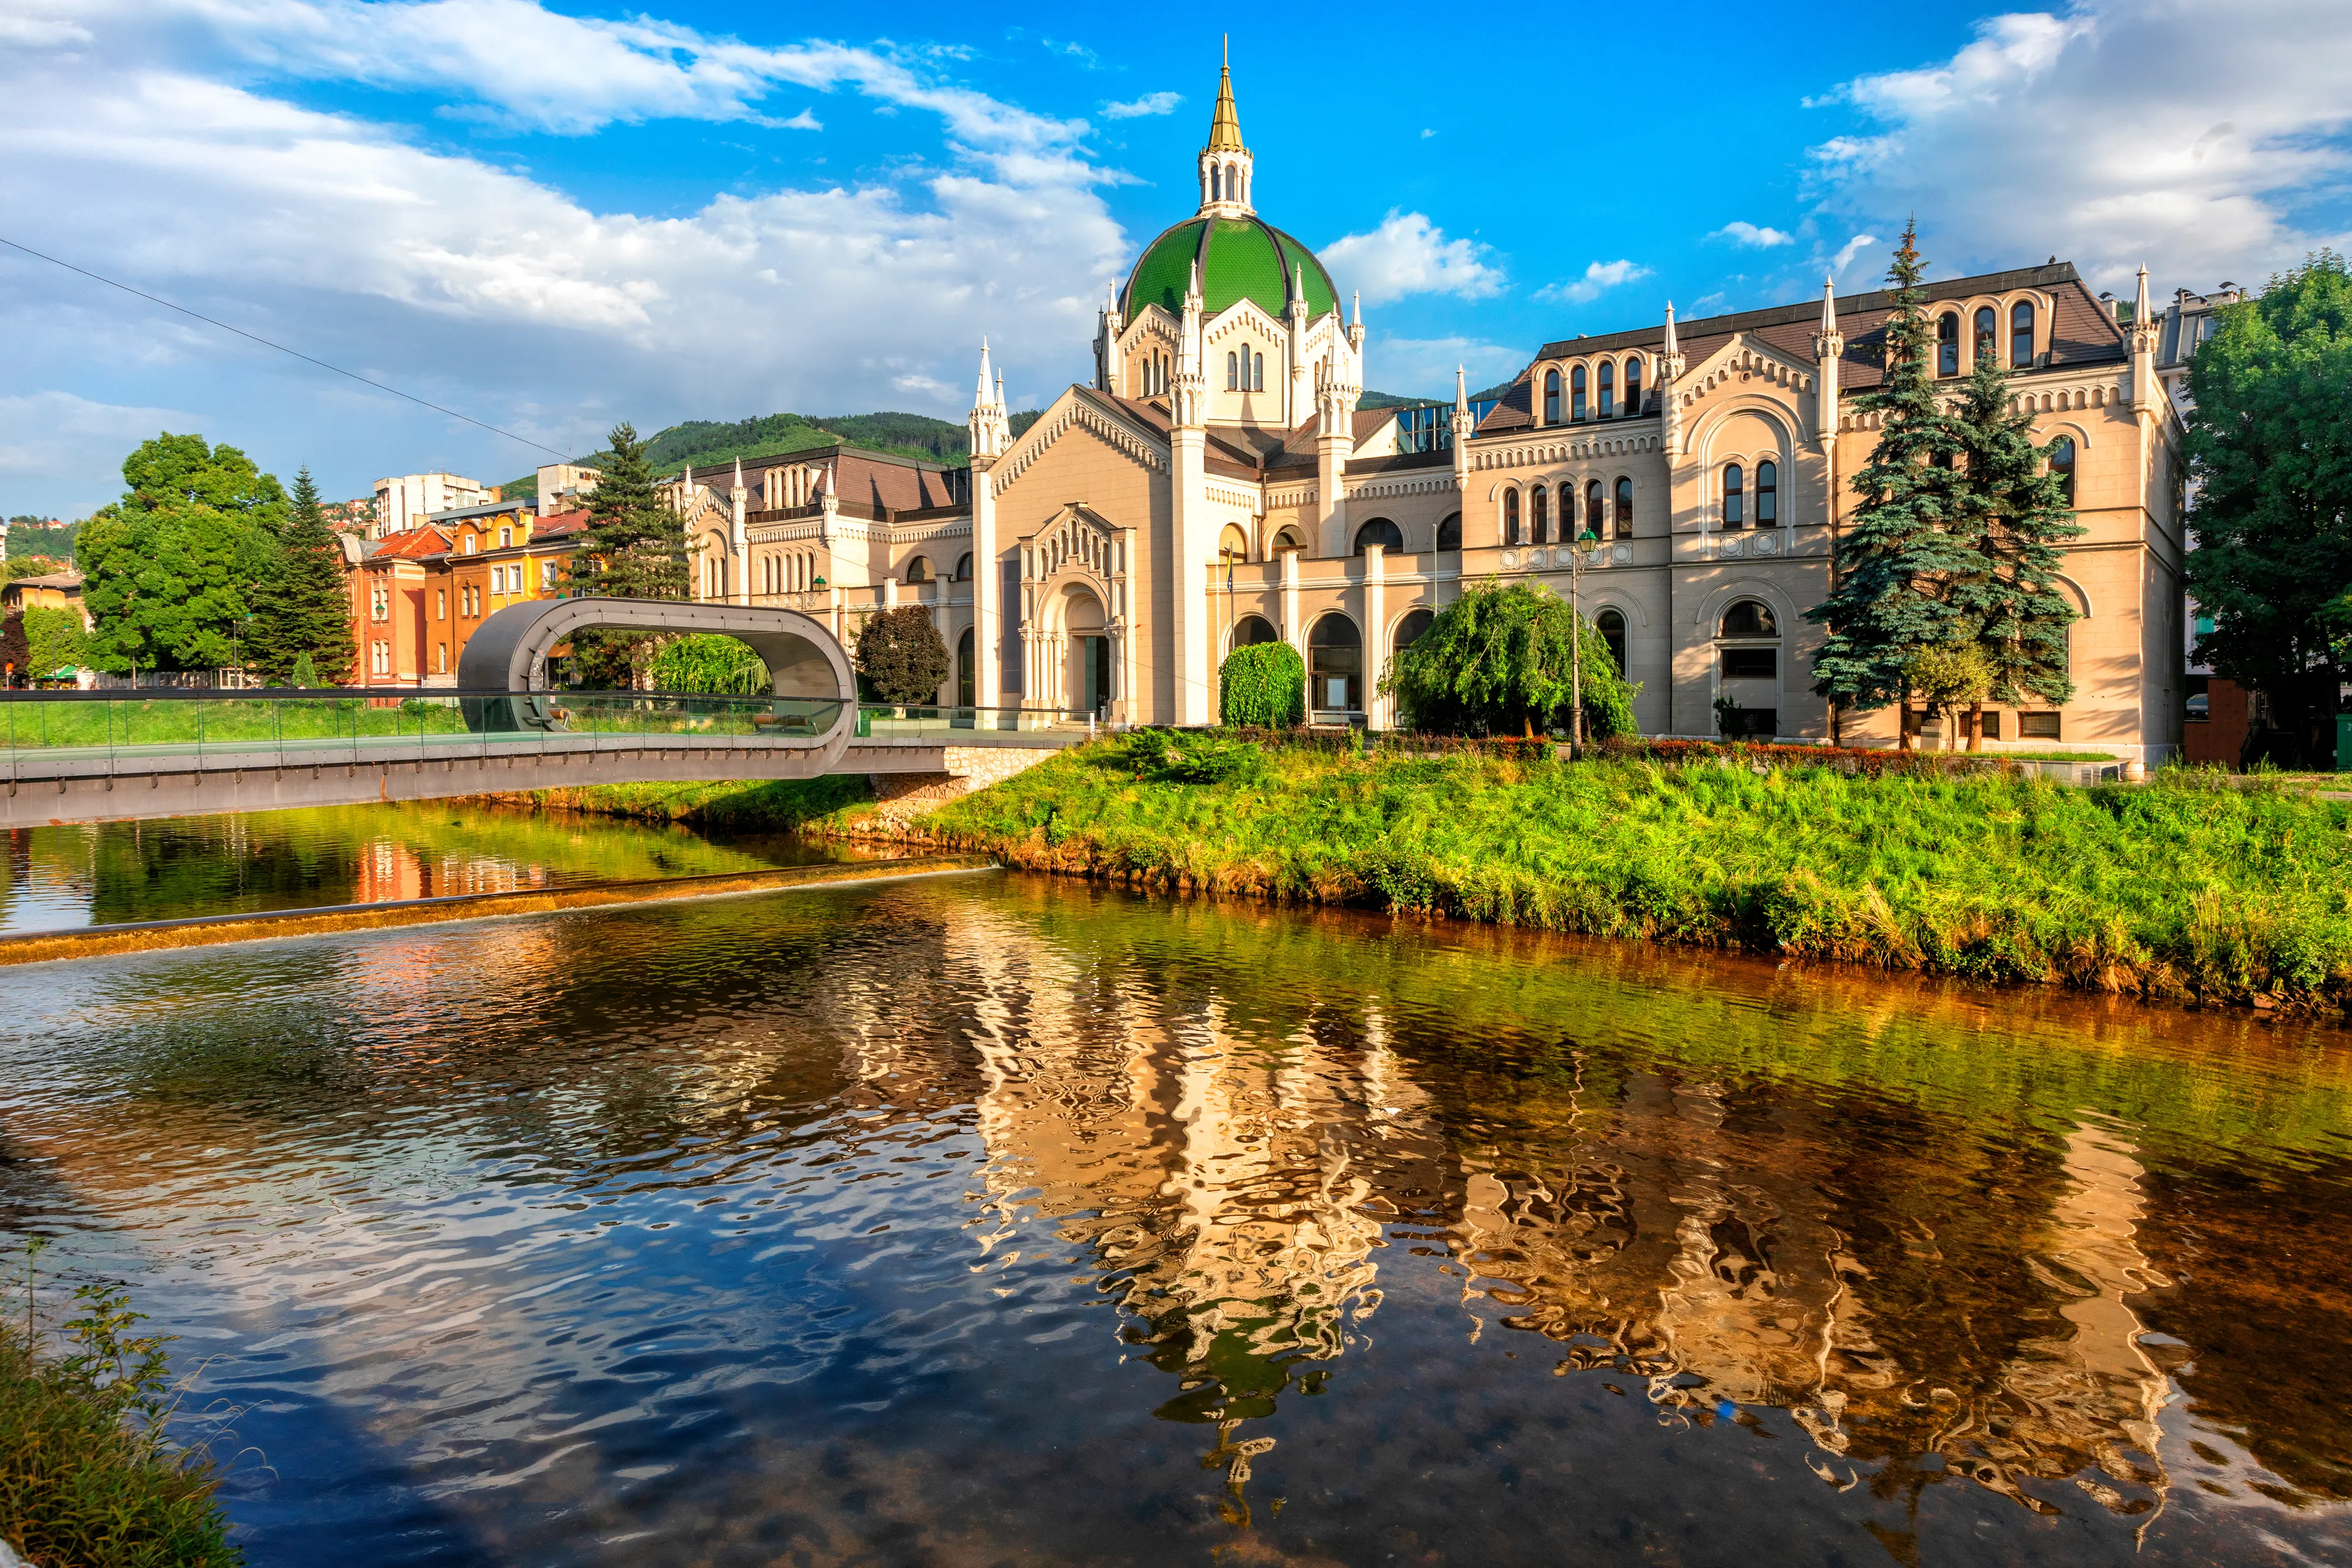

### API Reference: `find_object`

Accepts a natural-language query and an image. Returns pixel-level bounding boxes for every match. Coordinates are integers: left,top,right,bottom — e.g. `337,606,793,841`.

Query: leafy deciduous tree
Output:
2183,252,2352,766
1382,579,1636,738
77,434,286,673
854,606,949,705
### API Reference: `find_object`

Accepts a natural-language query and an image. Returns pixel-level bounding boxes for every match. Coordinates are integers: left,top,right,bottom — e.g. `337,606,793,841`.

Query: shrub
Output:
1098,729,1267,785
854,606,949,705
1219,641,1305,728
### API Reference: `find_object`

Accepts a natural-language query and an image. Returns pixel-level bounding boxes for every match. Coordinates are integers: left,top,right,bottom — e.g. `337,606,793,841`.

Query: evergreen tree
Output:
1805,223,1976,747
567,423,689,686
1946,357,2082,745
246,467,357,686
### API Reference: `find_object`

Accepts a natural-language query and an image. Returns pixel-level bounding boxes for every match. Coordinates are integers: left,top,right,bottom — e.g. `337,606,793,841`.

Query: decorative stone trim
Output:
992,396,1169,495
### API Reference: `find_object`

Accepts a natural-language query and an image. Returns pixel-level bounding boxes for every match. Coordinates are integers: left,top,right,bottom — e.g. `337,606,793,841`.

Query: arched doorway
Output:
1063,588,1112,716
957,626,976,707
1308,613,1362,717
1596,608,1627,674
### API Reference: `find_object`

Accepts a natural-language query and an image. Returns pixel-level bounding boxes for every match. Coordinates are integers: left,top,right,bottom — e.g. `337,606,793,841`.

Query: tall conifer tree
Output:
1946,358,2082,745
1806,223,1975,747
247,466,357,685
568,422,690,685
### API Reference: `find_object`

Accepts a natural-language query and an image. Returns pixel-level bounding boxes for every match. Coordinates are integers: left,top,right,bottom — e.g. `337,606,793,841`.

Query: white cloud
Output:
1830,233,1883,276
1101,91,1181,119
0,0,1131,509
1319,211,1502,305
1807,0,2352,292
0,391,202,486
1536,260,1651,305
1712,221,1794,247
1365,337,1523,399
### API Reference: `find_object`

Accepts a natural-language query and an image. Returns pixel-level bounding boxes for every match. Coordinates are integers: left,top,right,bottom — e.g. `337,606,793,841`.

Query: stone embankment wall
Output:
863,746,1055,835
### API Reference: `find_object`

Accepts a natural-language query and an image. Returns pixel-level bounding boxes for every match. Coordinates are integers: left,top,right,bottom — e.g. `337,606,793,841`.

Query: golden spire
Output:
1207,39,1244,152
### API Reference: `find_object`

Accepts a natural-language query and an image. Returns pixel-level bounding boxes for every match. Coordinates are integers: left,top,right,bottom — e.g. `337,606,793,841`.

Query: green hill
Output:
503,409,1047,502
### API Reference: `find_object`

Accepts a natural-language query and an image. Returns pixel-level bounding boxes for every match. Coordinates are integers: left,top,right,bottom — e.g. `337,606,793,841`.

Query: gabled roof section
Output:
365,526,450,561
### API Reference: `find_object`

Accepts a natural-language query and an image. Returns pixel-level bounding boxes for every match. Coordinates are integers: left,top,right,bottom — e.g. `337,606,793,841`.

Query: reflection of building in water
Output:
1451,1075,2173,1521
933,919,1450,1511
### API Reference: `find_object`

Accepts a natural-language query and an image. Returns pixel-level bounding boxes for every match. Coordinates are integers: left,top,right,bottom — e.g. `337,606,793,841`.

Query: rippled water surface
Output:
4,841,2351,1566
0,803,844,930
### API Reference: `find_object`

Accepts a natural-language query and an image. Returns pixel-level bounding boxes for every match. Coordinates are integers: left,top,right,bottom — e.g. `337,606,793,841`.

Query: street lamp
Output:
1568,527,1600,750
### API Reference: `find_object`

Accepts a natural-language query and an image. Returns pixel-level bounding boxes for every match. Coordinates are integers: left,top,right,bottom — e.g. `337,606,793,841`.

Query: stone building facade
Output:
677,64,2186,760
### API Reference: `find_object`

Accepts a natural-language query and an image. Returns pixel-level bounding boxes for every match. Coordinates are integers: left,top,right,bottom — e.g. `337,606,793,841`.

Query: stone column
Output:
1362,544,1386,728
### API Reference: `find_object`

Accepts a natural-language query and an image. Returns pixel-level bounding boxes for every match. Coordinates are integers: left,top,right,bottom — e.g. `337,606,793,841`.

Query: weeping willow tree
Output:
1382,579,1636,737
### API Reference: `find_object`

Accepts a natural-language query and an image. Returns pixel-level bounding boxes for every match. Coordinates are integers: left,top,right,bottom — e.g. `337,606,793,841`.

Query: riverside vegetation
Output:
1,1245,238,1567
541,736,2352,1011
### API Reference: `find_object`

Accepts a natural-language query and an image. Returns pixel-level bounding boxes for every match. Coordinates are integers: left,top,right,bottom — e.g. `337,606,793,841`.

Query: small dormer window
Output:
463,535,477,556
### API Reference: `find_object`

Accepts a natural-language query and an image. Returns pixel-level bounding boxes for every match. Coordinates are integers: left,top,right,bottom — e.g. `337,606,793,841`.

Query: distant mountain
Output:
503,409,1045,501
1355,389,1436,410
6,519,80,560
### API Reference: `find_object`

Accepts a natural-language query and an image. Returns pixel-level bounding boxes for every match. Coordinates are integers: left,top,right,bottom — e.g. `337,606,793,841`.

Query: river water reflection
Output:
2,845,2350,1565
0,804,844,930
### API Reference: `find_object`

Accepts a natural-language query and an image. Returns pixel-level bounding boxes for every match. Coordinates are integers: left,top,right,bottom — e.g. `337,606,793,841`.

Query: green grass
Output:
921,737,2352,1009
0,696,822,752
1,1251,239,1566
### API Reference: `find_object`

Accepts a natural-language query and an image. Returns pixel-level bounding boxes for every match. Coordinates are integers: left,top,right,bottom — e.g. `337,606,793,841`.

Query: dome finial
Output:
1207,43,1243,153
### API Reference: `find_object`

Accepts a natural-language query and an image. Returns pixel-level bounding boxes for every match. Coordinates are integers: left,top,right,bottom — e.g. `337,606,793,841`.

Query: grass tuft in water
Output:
1,1243,239,1566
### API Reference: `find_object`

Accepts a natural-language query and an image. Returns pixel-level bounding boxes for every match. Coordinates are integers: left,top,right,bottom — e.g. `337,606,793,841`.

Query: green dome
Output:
1122,215,1340,323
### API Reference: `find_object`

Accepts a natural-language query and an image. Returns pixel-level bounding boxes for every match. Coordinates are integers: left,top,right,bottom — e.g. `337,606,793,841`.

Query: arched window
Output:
1723,463,1746,528
1544,369,1561,425
1624,356,1643,415
1937,313,1961,377
1530,486,1550,545
1394,608,1434,655
1309,614,1363,714
1227,351,1238,391
1436,512,1461,551
1271,526,1305,553
1596,608,1627,673
1974,306,1998,367
1720,599,1778,638
1211,165,1222,202
1226,162,1238,199
2049,434,2076,504
1231,614,1279,649
905,556,930,584
956,552,973,581
1354,518,1404,555
1615,477,1634,537
1586,480,1604,540
957,627,975,707
1570,364,1588,421
1502,488,1521,546
2011,301,2036,368
1219,523,1251,563
1598,359,1616,418
1254,351,1265,392
1755,462,1776,526
1717,600,1780,730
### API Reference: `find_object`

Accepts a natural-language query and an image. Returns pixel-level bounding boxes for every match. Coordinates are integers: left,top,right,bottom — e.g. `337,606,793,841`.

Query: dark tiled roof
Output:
1493,263,2130,415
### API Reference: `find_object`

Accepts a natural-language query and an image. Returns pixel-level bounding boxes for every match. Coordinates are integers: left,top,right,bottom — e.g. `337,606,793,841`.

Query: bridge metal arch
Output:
456,596,859,767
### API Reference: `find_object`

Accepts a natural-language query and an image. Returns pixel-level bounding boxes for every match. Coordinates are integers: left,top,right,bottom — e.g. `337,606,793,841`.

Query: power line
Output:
0,235,573,461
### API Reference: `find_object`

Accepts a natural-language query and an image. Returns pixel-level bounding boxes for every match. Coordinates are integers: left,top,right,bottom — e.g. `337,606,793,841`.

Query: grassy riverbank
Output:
520,775,875,832
905,736,2352,1010
1,1268,238,1566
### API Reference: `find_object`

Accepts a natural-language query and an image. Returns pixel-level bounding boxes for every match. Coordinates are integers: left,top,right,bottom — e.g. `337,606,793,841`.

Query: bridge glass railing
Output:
0,690,850,762
852,705,1109,742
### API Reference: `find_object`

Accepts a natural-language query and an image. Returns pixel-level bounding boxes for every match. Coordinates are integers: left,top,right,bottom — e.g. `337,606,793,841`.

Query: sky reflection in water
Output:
2,865,2350,1566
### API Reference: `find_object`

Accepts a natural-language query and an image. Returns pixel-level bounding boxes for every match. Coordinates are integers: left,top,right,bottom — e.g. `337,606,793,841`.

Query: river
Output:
1,805,2348,1566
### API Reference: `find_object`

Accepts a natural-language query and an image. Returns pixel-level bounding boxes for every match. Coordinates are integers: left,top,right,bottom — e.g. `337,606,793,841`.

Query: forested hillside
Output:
505,391,1439,500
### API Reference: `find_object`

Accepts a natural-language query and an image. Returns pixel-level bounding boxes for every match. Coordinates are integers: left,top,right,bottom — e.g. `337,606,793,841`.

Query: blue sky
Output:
4,0,2349,516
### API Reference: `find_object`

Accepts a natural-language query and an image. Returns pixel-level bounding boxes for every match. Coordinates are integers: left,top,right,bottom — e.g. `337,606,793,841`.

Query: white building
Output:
373,472,491,541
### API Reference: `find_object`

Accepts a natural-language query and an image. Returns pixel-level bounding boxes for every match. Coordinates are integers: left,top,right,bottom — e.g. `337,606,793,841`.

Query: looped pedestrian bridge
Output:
0,597,1095,827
